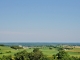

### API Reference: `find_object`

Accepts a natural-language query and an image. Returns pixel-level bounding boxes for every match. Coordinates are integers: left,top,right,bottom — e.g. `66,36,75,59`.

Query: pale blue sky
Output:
0,0,80,42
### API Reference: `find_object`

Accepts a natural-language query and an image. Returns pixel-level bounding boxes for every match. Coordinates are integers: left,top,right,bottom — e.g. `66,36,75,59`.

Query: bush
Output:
6,51,11,53
10,46,23,49
49,47,53,50
0,52,3,54
0,44,5,46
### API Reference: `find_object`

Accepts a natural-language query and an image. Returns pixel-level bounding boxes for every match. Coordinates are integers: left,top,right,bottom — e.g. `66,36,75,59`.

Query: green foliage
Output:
49,47,53,50
0,52,3,54
0,44,5,46
14,50,29,60
56,50,69,60
0,48,80,60
33,48,39,52
10,46,23,49
28,48,43,60
14,49,43,60
39,56,50,60
14,48,50,60
57,47,64,51
53,54,57,59
0,46,80,60
0,55,13,60
6,51,11,53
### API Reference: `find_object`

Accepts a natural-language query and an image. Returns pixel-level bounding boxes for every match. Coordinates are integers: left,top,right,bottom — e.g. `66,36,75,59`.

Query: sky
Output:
0,0,80,43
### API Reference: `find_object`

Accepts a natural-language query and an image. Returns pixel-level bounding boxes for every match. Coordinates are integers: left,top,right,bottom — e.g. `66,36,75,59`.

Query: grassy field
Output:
0,46,24,57
66,48,80,57
24,47,58,56
0,46,80,57
0,46,58,57
40,47,58,56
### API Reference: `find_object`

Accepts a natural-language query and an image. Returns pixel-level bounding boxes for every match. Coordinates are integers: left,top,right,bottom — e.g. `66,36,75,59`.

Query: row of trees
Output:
0,48,80,60
10,46,23,49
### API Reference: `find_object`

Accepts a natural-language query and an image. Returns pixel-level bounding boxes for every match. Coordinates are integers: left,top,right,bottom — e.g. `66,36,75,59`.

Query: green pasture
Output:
0,46,58,57
66,48,80,57
26,47,58,56
0,46,80,58
0,46,23,57
40,47,58,56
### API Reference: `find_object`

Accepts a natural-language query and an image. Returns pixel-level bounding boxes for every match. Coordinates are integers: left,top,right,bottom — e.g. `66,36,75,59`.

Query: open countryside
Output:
0,43,80,60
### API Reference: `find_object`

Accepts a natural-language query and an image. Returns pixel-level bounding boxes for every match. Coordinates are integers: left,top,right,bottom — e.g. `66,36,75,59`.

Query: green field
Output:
66,48,80,57
23,47,58,57
0,46,80,58
0,46,23,57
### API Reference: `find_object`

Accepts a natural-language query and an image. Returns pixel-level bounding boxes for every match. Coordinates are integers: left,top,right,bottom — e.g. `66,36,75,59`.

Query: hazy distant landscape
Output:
0,43,80,60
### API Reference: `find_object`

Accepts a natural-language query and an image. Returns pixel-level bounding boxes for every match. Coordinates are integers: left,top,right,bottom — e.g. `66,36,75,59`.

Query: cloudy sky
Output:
0,0,80,43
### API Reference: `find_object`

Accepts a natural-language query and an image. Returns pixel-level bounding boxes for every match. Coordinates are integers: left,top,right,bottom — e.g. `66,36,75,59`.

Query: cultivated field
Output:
66,48,80,57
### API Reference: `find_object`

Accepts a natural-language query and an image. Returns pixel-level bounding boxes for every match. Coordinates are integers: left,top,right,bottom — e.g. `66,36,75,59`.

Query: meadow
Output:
66,48,80,57
0,46,58,57
0,45,80,58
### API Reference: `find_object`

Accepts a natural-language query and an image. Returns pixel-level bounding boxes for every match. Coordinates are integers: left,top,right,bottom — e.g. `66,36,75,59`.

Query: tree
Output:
53,54,57,59
33,48,39,52
39,56,50,60
14,50,29,60
56,50,69,60
28,48,43,60
10,46,23,50
1,55,13,60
